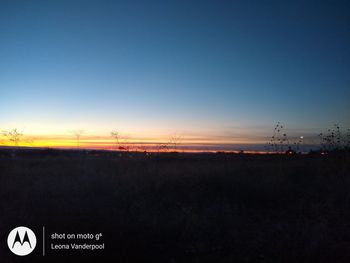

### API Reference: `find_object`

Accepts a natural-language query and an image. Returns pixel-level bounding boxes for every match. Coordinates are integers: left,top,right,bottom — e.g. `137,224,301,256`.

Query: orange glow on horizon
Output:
0,132,267,152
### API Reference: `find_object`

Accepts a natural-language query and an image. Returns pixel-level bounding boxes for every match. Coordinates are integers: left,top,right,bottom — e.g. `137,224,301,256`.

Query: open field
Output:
1,150,350,262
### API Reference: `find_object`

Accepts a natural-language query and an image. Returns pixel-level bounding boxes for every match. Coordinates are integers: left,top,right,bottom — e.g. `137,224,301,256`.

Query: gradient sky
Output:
1,0,350,149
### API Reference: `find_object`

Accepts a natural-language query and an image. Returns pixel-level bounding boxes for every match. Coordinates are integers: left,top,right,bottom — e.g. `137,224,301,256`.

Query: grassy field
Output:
1,150,350,262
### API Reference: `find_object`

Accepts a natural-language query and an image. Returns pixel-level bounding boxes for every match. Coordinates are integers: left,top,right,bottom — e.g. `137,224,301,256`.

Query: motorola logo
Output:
7,226,37,256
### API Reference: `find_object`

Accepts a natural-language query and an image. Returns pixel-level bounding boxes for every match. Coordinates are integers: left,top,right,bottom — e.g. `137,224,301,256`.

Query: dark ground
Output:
0,149,350,262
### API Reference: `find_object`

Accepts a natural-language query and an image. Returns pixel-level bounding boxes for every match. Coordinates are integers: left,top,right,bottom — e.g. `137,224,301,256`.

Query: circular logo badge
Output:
7,226,37,256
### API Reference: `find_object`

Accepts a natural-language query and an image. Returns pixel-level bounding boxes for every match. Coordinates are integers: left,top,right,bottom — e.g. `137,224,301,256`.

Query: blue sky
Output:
0,0,349,148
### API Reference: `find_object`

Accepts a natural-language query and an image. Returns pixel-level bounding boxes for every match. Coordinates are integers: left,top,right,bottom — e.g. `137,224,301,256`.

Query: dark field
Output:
1,151,350,262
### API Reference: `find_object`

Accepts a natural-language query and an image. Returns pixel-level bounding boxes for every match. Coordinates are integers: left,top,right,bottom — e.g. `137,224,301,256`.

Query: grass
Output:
0,150,350,262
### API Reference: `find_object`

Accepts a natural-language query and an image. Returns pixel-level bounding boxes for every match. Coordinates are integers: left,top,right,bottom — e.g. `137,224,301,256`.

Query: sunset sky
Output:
1,0,350,150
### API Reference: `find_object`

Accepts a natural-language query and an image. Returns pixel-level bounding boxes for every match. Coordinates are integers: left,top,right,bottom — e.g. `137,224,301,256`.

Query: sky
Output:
0,0,350,150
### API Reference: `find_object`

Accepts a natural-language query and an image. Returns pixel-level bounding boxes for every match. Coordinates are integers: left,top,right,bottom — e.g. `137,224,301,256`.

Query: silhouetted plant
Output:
267,123,305,153
319,124,349,153
267,122,290,153
156,143,169,153
2,128,23,146
346,129,350,150
69,129,84,149
168,134,184,152
110,130,132,151
111,130,121,150
292,136,303,152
